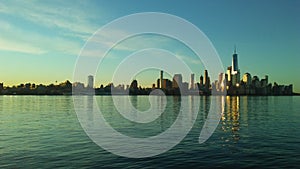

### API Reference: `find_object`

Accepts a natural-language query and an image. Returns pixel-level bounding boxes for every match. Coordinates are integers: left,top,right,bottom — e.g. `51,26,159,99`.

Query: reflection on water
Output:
93,96,180,138
91,96,201,138
86,96,94,128
199,96,210,120
0,96,299,168
221,96,271,145
222,96,240,143
0,96,3,112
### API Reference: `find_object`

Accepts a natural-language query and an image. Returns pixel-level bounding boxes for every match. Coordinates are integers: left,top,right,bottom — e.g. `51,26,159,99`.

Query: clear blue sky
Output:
0,0,299,92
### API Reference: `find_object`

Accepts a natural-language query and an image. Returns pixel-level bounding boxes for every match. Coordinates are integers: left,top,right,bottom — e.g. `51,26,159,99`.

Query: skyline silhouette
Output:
0,48,295,96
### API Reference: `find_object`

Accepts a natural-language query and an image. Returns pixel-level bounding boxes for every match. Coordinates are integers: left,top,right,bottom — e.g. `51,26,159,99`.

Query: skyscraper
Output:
161,79,172,89
87,75,94,88
232,46,239,74
200,75,204,86
173,74,182,89
0,83,3,94
157,79,160,88
231,46,240,86
190,73,195,90
218,73,224,91
160,70,163,89
204,70,210,91
227,66,232,82
204,70,208,85
218,73,224,84
242,73,252,86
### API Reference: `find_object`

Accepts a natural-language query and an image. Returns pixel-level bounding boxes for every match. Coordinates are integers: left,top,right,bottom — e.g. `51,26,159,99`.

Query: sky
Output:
0,0,299,92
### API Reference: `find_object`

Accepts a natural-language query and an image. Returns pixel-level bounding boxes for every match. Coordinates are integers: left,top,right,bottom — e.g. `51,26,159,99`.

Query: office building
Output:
218,73,225,91
87,75,94,88
190,73,195,90
204,70,208,85
160,70,163,89
204,70,210,90
232,47,239,74
0,83,3,94
161,79,172,89
227,66,232,82
172,74,182,89
242,73,252,86
200,75,204,86
231,47,240,86
130,80,138,89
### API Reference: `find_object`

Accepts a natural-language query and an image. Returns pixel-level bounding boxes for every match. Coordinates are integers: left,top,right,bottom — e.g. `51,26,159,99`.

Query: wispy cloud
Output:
0,1,107,55
0,20,82,55
0,1,100,38
83,33,181,57
0,0,204,66
0,38,45,54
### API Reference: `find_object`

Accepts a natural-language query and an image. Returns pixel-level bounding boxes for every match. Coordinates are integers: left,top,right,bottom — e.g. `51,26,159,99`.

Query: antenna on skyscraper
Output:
234,45,237,54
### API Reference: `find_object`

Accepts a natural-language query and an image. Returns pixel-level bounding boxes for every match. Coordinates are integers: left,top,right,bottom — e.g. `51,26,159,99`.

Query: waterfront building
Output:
204,70,210,91
160,70,163,89
161,79,172,89
261,75,268,88
182,82,189,94
172,74,182,89
130,80,138,89
87,75,94,88
232,47,239,74
190,73,195,90
73,82,85,91
252,76,260,88
227,66,232,83
231,47,240,86
200,75,204,87
242,73,252,86
218,73,226,92
0,83,3,94
129,80,138,95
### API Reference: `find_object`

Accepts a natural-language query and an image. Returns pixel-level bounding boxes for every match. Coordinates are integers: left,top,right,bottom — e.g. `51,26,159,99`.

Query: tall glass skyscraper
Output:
231,47,240,86
232,47,239,74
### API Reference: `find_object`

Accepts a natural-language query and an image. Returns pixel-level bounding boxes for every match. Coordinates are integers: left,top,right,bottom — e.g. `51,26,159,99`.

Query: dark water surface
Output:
0,96,299,168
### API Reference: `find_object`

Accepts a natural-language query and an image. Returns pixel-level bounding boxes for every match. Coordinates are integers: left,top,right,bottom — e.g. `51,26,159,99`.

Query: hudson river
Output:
0,96,299,168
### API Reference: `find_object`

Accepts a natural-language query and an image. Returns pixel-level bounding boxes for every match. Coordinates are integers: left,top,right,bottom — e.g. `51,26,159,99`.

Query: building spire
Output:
234,45,237,54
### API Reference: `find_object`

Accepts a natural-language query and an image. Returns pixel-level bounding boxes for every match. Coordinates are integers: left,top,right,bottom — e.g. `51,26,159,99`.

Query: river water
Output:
0,96,299,168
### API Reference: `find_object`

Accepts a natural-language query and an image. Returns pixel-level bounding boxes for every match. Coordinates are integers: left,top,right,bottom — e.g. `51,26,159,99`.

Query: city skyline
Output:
72,47,293,96
0,1,299,92
0,48,295,96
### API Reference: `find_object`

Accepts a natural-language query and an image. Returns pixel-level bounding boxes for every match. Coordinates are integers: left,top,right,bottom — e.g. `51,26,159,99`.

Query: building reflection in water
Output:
86,96,95,128
130,96,138,123
222,96,241,143
189,95,199,124
0,96,3,112
202,96,211,120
